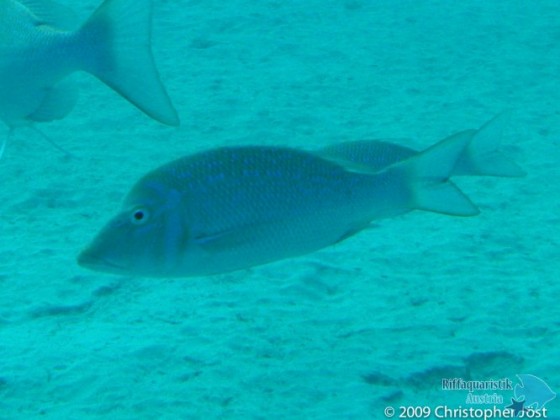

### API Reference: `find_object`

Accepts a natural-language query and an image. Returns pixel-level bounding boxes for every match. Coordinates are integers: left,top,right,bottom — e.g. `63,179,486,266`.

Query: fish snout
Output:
77,246,127,275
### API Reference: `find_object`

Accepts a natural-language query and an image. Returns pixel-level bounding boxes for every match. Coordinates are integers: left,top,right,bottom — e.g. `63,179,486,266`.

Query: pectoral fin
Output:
194,226,257,252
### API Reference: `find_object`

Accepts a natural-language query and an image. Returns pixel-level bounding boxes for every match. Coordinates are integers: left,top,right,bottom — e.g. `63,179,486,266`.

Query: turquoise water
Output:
1,0,559,418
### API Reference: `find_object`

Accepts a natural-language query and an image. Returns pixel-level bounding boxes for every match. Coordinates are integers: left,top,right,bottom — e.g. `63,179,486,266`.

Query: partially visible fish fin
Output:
1,126,73,159
334,220,373,244
18,0,78,30
77,0,180,126
454,113,526,177
194,227,254,251
391,130,479,216
28,79,79,122
320,157,381,175
28,126,75,158
0,129,13,160
318,139,416,173
413,181,477,217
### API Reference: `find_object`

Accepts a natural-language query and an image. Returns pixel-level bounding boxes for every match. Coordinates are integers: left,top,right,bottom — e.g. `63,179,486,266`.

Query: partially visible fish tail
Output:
454,113,526,177
76,0,179,126
391,130,479,217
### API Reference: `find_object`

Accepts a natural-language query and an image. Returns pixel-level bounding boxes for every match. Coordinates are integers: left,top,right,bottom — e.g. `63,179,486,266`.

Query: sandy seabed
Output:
1,0,559,418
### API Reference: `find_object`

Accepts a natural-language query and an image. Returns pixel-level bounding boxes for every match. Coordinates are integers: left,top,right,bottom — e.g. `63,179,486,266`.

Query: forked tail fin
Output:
387,130,480,217
76,0,180,126
454,113,525,177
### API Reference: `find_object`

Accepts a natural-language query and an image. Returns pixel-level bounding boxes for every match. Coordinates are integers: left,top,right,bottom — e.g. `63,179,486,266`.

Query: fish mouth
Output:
77,250,128,274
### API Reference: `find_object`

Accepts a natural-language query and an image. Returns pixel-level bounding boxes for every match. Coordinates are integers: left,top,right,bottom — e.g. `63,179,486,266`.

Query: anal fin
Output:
28,79,79,123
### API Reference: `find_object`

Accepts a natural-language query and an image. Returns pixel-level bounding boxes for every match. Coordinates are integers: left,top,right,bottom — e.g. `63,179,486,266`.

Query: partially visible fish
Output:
78,130,480,277
0,0,179,134
319,115,525,178
514,374,556,410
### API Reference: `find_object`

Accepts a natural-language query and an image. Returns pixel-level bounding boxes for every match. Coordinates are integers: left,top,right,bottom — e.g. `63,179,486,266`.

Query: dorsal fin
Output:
17,0,78,30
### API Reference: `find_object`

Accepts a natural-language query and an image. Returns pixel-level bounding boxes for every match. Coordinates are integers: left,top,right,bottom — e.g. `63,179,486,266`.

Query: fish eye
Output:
130,208,150,225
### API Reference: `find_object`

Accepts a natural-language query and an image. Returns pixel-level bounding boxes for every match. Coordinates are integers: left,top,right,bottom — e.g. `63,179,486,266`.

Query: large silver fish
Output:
0,0,179,131
78,130,481,277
